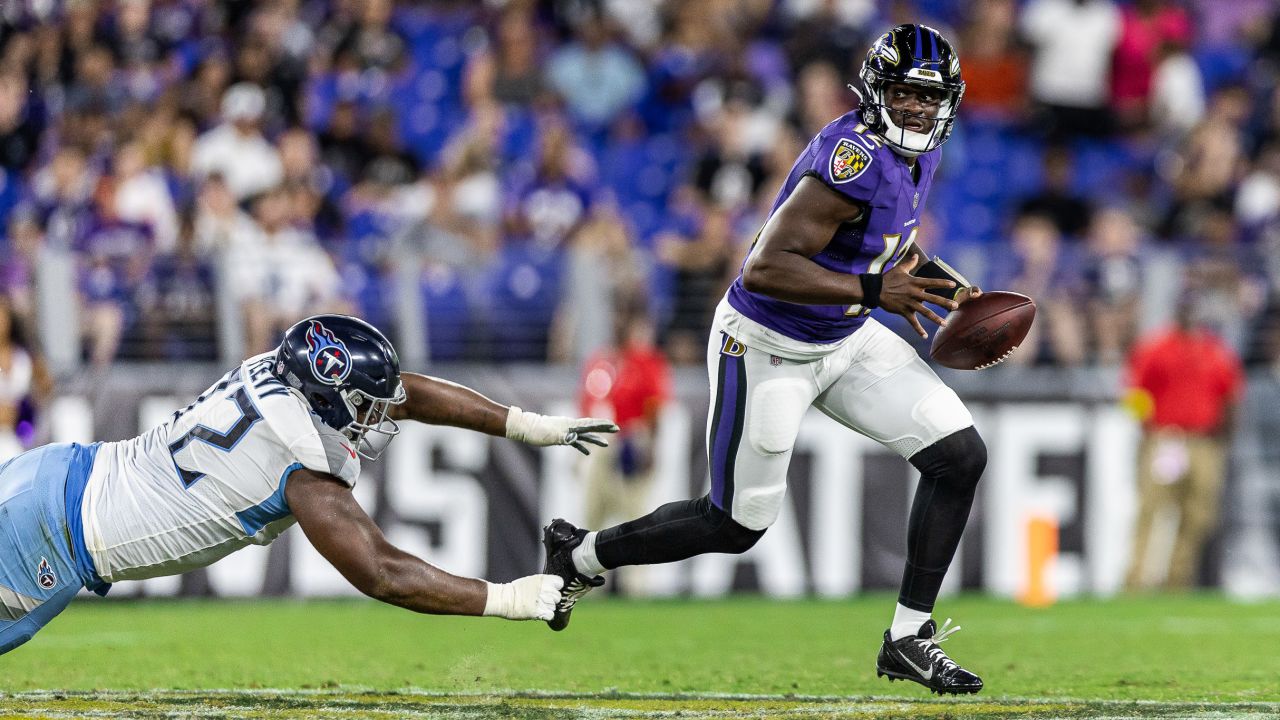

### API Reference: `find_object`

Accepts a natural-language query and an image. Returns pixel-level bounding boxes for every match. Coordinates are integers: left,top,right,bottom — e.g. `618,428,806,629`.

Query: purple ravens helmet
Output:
857,24,965,157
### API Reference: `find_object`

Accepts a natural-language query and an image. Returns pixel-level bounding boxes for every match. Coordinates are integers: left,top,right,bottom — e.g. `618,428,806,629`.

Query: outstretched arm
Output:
286,467,561,619
388,372,619,454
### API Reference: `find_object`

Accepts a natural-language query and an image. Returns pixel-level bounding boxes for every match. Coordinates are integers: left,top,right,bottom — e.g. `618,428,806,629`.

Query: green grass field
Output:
2,594,1279,718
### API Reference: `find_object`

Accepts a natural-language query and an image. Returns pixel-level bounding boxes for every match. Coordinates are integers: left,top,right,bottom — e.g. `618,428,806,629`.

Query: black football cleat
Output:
876,618,983,695
542,518,605,631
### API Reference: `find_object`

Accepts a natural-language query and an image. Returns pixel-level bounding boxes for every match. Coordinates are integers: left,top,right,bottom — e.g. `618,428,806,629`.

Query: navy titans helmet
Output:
856,24,965,157
274,314,406,459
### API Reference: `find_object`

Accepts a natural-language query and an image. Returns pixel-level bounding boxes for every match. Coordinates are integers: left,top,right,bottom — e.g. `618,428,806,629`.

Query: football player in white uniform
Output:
0,314,617,656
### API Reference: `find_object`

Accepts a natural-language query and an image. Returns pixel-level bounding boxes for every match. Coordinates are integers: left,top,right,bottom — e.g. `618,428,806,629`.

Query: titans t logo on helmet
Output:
305,321,353,385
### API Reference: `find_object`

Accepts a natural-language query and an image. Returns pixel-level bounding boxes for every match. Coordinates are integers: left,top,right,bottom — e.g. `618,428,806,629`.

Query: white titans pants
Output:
705,318,974,531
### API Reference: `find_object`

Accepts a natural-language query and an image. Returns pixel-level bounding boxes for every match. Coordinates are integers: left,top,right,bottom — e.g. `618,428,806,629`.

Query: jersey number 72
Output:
168,385,263,488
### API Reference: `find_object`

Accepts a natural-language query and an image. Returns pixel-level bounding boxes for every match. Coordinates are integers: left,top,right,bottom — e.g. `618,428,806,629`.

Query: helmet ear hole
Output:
309,392,332,410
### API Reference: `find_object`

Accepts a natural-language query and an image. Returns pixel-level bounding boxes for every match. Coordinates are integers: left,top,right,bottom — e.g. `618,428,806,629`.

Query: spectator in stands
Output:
30,146,94,250
1021,0,1121,138
779,0,875,76
577,303,670,593
421,122,502,263
111,141,179,254
1125,294,1243,591
327,0,405,73
551,204,650,363
181,54,232,127
693,88,770,212
0,295,52,461
132,212,217,361
547,9,646,133
792,62,849,137
1235,141,1280,229
193,173,257,257
641,2,722,133
1,213,43,323
232,187,347,353
957,0,1028,121
135,104,198,209
465,4,548,108
0,71,42,172
1148,38,1205,139
77,176,155,368
657,205,737,365
1182,203,1266,354
1160,85,1249,240
1000,212,1087,365
64,44,126,116
318,100,369,187
191,83,282,200
364,108,420,187
1110,0,1193,131
505,119,594,252
1017,144,1095,239
1081,207,1144,364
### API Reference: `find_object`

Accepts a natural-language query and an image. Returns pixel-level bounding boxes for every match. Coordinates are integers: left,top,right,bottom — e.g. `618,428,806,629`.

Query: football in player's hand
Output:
929,291,1036,370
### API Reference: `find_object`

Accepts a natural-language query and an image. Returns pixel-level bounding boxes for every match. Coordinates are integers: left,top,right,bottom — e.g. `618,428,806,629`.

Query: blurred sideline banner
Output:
38,365,1163,601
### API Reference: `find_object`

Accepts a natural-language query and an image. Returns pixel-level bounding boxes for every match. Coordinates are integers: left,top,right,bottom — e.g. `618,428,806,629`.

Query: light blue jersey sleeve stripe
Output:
236,462,302,537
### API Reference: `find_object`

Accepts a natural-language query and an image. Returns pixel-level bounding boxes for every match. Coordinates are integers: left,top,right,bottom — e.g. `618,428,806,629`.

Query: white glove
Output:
505,406,619,455
483,574,564,621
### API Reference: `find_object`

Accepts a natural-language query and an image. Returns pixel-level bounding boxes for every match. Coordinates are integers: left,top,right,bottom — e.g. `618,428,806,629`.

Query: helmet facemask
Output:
340,382,407,460
859,70,963,158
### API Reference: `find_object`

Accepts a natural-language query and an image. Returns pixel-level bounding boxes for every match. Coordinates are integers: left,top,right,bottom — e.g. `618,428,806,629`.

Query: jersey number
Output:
168,386,263,488
845,227,917,317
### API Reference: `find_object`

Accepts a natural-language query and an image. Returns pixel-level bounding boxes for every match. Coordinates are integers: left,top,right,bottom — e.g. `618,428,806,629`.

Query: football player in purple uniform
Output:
542,25,988,694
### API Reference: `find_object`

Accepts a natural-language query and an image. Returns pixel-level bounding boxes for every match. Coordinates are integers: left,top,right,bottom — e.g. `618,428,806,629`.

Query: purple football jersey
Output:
725,110,940,343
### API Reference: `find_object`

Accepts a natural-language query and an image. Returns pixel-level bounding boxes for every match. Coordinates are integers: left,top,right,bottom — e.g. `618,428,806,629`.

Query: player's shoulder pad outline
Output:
828,137,874,184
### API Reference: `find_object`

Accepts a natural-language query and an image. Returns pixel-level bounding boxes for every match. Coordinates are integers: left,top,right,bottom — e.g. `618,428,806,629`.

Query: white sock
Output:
571,531,606,576
889,603,932,641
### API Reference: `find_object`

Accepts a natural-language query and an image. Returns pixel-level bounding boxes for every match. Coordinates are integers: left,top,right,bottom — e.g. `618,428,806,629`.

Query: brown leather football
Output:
929,291,1036,370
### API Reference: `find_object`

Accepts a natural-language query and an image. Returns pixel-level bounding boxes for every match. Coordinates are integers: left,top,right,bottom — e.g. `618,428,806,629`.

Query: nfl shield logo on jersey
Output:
305,321,353,385
830,138,872,184
36,558,56,589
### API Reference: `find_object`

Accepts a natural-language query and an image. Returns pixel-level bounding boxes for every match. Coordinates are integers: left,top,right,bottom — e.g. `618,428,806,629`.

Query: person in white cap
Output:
192,83,283,200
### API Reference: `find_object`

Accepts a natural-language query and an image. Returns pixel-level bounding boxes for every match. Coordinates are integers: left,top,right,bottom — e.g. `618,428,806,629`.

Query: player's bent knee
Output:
700,496,767,553
911,426,987,490
732,484,787,531
748,379,811,455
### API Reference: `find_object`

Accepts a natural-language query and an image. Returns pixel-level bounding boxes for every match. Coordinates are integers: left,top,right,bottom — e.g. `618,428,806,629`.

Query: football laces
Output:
975,345,1018,370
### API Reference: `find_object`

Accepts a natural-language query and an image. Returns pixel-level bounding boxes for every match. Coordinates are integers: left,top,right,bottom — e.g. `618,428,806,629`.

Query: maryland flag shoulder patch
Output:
829,138,873,184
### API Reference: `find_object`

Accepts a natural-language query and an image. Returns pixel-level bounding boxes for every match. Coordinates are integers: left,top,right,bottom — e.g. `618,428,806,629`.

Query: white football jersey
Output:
79,352,361,583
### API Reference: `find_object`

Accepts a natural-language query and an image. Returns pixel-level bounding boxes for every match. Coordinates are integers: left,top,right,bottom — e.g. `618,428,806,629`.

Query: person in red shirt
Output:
1110,0,1193,129
578,306,671,586
1123,298,1243,590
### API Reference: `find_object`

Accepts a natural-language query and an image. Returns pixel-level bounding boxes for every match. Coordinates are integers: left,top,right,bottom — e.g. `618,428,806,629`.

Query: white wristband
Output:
482,576,561,621
505,406,529,443
482,581,514,618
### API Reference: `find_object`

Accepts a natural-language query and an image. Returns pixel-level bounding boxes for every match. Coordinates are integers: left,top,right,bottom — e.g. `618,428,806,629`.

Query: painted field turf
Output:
1,594,1277,718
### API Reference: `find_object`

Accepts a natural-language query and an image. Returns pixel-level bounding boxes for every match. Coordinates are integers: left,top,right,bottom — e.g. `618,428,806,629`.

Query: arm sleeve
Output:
806,132,882,204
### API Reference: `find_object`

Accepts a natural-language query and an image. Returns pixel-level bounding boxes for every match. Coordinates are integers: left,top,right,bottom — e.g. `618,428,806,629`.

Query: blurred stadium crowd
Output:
0,0,1279,369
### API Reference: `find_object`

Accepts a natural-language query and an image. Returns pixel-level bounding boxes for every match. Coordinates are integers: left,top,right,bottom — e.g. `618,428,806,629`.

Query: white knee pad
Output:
748,378,811,456
734,484,787,531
